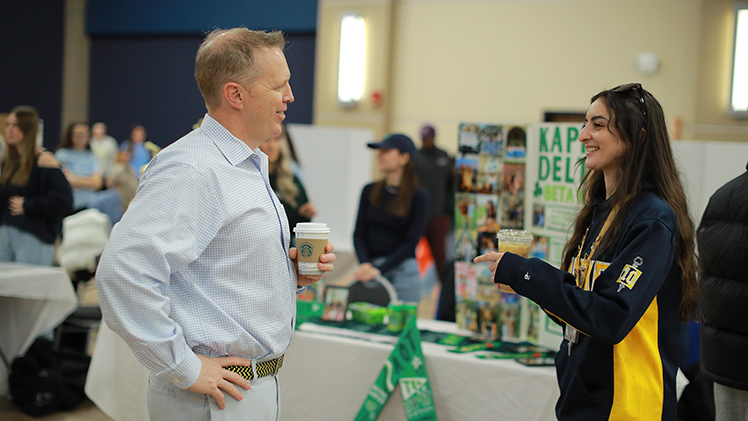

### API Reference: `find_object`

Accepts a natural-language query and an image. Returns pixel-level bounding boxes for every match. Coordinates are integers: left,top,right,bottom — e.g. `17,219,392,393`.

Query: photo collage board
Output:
454,122,585,348
454,123,531,342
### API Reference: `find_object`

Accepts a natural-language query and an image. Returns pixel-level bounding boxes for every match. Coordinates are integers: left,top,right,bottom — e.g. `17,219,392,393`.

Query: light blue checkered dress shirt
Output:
96,115,297,389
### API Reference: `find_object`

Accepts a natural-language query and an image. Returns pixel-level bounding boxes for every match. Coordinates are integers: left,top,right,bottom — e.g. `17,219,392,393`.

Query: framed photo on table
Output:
321,285,350,322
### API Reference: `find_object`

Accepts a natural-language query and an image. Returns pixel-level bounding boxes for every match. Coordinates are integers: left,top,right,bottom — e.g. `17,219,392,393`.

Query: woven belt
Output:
225,355,284,380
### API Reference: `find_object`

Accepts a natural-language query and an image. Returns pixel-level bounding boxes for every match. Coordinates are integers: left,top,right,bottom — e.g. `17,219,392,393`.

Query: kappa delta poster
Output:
454,122,584,349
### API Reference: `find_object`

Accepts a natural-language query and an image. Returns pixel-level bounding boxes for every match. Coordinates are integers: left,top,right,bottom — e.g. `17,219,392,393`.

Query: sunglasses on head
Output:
612,83,647,119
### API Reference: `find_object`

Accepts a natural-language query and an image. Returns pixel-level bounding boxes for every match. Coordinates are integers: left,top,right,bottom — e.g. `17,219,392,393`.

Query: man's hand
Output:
187,354,252,410
290,242,336,287
473,252,515,293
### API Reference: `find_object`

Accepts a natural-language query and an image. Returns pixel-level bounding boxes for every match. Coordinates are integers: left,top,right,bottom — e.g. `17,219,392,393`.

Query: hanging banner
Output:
354,316,438,421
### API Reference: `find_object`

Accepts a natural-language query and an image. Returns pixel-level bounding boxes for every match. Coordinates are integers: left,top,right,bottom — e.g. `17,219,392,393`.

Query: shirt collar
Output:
200,114,259,167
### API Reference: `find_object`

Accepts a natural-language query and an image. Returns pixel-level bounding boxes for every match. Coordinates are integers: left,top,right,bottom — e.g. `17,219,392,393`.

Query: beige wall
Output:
62,0,90,133
316,0,748,154
694,0,748,141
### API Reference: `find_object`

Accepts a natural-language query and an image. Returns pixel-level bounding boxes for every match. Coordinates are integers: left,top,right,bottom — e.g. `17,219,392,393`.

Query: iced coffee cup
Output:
293,222,330,276
496,229,533,293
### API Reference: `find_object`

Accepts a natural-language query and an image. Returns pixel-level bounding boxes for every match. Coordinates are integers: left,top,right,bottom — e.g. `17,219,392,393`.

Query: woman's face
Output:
72,124,90,150
579,98,628,177
376,148,409,173
5,113,25,148
259,132,283,164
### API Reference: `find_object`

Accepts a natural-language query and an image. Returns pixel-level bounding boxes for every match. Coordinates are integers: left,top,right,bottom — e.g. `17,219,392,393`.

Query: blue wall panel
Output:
86,0,317,35
0,1,64,149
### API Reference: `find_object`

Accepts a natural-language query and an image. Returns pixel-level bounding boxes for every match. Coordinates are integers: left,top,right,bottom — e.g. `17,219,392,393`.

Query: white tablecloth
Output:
86,319,559,421
0,262,78,395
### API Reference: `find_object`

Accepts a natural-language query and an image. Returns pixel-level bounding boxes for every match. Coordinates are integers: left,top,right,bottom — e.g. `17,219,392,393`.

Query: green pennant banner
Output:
354,315,438,421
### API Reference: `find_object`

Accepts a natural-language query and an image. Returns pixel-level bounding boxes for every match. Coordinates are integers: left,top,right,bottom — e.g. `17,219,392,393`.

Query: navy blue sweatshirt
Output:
496,193,683,420
353,182,428,275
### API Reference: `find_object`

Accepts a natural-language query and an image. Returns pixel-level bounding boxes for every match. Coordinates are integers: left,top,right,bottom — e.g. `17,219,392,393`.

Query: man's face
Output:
244,47,294,146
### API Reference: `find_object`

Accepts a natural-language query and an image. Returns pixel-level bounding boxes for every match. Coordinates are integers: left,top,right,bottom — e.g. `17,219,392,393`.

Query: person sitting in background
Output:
89,122,119,185
56,122,103,210
90,163,138,225
259,123,316,244
0,106,73,265
118,124,160,177
353,134,429,303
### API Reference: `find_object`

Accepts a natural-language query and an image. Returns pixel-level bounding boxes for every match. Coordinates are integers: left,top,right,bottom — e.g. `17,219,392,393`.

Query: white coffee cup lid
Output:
293,222,330,233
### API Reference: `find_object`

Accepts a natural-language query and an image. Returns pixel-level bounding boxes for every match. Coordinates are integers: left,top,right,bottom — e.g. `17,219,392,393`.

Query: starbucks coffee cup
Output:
293,222,330,275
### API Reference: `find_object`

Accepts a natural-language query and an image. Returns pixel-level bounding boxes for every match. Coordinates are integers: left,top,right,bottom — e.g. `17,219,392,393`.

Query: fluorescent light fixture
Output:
337,13,366,107
730,4,748,116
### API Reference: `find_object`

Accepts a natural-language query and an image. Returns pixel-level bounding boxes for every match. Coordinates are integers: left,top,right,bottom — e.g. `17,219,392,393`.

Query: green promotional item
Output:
355,316,438,421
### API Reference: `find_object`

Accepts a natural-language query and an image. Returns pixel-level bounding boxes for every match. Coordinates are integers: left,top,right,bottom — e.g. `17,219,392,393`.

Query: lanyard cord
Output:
575,209,616,291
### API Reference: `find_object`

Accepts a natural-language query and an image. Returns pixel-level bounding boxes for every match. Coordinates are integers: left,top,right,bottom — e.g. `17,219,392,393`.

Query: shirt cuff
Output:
157,348,202,389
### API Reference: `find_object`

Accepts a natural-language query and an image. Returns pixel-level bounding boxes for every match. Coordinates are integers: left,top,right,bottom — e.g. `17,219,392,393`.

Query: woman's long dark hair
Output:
561,84,698,321
370,157,419,218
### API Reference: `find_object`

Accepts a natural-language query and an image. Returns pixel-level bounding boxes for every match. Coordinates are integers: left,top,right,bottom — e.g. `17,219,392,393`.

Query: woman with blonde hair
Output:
0,106,73,264
259,124,316,243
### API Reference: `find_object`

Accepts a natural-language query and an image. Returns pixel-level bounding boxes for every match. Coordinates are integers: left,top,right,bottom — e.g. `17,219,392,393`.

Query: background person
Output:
0,106,73,265
475,83,699,420
55,122,103,210
118,124,160,177
89,163,138,225
353,133,429,303
89,122,119,184
95,28,335,421
259,123,316,243
698,161,748,421
413,123,456,320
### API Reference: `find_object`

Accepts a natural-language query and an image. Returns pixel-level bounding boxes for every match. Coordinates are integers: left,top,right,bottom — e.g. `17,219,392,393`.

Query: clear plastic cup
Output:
496,229,533,258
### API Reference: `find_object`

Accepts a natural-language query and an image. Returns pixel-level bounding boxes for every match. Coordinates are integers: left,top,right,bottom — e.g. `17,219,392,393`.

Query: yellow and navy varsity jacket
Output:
495,192,683,420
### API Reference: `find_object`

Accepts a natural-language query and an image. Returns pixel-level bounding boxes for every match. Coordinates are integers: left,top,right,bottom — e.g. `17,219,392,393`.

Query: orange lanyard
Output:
575,209,616,291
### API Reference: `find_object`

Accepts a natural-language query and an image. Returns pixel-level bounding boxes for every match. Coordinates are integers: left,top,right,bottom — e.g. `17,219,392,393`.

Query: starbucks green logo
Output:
300,242,315,258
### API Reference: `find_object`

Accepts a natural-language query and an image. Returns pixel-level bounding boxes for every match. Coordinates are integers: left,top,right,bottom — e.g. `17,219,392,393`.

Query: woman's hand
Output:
299,202,317,219
473,252,515,293
354,263,380,282
290,242,335,287
9,196,24,216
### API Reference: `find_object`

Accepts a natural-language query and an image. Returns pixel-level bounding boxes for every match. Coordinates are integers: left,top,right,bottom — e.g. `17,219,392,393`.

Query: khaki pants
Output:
147,372,280,421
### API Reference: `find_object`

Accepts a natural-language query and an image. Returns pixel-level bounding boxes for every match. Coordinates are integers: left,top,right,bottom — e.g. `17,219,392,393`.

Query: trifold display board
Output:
454,122,585,350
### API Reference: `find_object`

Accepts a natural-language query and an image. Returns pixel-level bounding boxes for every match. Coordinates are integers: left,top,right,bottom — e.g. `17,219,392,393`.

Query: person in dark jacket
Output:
0,106,73,265
475,83,699,420
354,133,429,303
698,161,748,420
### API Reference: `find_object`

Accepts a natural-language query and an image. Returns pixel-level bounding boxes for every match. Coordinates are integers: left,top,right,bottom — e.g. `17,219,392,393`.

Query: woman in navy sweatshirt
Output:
353,134,429,303
476,84,699,420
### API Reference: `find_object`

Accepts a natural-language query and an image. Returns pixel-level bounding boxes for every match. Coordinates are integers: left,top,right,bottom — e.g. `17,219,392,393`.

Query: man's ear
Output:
222,82,244,110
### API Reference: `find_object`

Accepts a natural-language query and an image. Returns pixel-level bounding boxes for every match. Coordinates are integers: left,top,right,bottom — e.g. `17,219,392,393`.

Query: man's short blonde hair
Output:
195,28,285,111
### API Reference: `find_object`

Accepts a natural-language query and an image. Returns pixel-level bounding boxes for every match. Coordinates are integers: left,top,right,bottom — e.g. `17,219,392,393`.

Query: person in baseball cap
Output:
354,133,429,304
366,133,418,158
